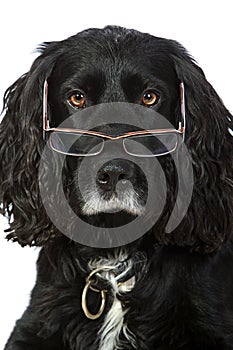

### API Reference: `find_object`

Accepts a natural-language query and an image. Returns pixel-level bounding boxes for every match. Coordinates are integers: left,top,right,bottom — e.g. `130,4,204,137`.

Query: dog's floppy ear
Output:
0,42,61,246
171,48,233,253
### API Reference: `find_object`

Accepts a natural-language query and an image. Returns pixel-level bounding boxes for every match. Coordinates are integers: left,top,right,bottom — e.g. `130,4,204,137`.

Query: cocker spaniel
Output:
1,26,233,350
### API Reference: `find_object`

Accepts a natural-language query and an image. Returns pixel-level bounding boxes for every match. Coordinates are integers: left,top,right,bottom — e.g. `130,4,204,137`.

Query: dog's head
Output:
0,26,232,252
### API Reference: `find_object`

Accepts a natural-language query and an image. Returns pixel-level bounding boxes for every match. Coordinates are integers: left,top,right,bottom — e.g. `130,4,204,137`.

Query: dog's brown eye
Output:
142,91,158,106
69,92,86,108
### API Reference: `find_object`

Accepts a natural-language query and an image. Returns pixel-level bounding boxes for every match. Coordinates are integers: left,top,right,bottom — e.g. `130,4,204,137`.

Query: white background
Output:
0,0,232,348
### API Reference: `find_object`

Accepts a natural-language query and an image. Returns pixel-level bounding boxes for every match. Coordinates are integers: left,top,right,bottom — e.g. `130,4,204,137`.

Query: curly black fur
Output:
1,26,233,349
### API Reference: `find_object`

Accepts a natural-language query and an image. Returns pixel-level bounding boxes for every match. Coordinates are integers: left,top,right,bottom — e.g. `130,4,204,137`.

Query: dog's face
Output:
1,26,232,251
46,29,180,225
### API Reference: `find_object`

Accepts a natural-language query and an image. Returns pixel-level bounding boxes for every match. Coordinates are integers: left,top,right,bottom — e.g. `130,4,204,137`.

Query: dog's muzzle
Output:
81,159,147,216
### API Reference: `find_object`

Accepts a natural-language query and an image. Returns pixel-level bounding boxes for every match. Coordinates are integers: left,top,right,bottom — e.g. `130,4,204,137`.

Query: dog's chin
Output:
79,194,145,228
80,209,138,228
80,185,145,215
81,197,145,217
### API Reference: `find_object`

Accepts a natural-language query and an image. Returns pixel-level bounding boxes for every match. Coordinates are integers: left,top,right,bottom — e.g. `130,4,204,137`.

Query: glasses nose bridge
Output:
100,137,126,156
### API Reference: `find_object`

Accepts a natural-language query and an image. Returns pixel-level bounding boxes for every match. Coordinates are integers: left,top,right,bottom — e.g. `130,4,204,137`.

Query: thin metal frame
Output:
43,80,186,157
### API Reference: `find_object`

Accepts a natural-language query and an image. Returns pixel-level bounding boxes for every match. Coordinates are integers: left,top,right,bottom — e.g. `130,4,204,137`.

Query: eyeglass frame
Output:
43,80,186,157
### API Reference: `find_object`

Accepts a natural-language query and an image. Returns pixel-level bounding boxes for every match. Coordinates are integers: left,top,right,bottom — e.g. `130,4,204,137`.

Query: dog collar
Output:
81,266,135,320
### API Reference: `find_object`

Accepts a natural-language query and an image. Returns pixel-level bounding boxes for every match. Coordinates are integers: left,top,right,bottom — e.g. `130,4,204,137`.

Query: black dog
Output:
1,26,232,350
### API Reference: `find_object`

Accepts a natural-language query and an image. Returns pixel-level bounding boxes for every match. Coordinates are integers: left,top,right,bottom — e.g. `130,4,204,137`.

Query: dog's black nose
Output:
96,159,135,192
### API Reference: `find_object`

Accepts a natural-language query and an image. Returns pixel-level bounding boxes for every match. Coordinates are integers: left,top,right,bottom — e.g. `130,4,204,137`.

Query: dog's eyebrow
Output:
60,71,106,95
121,72,169,98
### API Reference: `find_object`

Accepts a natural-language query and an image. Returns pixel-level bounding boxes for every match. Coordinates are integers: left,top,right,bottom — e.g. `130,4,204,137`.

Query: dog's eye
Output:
69,92,86,108
141,91,158,107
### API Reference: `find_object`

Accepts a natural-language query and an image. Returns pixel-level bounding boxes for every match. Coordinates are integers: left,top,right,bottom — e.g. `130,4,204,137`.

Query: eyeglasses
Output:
43,81,186,157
